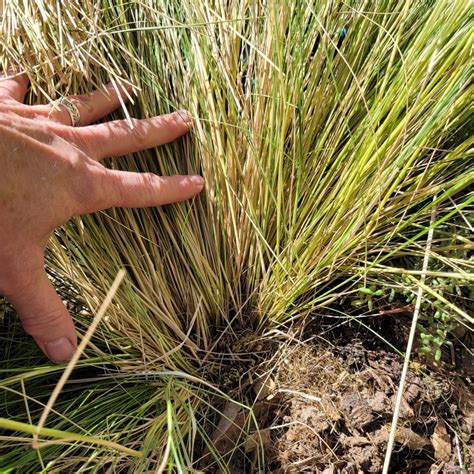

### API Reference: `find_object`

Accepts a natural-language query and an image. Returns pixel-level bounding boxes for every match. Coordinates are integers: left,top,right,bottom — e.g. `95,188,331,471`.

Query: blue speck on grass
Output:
337,27,348,48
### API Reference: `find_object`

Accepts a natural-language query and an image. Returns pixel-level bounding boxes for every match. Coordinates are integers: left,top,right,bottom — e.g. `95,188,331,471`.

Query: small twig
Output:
277,388,321,402
382,200,437,473
445,421,466,472
378,304,415,315
454,431,464,471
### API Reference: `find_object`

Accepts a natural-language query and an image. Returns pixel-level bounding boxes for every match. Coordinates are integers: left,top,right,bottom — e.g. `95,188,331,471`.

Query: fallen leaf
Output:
431,420,451,462
340,433,371,447
395,426,429,450
374,424,429,450
211,401,241,445
208,401,272,462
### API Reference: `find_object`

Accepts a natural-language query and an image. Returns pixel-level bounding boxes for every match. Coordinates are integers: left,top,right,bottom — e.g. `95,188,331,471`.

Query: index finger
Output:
0,71,29,102
68,110,193,159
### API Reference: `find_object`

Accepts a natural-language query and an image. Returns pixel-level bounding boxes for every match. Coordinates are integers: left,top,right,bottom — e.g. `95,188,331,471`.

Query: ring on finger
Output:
51,97,81,127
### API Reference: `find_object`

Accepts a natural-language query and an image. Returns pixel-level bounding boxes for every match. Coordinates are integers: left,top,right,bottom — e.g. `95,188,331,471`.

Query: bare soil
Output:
267,319,472,472
211,315,473,473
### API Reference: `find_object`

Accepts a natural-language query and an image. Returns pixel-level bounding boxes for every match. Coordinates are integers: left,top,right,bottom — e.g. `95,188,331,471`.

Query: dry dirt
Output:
268,342,472,472
210,316,473,473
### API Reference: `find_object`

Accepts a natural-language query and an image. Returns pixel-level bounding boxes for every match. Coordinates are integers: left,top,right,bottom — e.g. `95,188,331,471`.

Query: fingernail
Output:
45,337,74,363
189,175,204,187
176,109,194,128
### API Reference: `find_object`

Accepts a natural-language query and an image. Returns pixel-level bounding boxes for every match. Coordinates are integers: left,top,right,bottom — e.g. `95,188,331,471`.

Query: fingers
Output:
70,110,192,159
44,81,132,126
91,170,204,211
6,264,77,363
0,80,131,125
0,71,29,102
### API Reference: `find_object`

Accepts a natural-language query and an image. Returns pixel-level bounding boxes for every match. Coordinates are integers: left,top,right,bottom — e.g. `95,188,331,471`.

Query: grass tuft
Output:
1,0,472,470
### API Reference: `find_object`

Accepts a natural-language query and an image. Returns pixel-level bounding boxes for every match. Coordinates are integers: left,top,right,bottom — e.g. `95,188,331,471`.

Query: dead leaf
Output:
395,426,429,450
404,376,422,403
208,401,272,463
373,424,429,450
370,391,390,413
431,420,451,462
340,434,371,447
339,392,375,430
452,376,474,417
391,394,414,419
211,401,241,445
460,413,473,442
205,401,246,464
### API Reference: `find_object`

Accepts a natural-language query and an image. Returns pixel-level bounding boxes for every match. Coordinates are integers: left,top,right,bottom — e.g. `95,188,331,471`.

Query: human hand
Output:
0,72,203,363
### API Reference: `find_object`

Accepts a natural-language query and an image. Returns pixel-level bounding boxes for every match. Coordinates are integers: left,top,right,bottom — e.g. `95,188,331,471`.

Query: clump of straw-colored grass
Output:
0,0,472,471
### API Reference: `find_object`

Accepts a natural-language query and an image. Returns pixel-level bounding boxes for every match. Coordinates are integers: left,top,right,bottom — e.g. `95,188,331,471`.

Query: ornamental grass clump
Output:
0,0,472,471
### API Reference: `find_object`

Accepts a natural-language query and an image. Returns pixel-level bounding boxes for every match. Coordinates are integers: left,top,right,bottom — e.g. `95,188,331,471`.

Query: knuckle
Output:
20,307,66,338
0,101,17,111
130,120,149,147
111,174,128,205
71,163,108,213
68,128,101,156
142,172,161,194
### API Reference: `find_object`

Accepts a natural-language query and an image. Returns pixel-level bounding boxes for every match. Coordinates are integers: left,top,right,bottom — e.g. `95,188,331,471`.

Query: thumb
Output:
7,266,77,363
95,170,204,210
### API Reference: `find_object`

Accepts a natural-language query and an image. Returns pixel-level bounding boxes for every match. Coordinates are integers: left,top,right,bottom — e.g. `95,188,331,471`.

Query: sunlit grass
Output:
0,0,472,471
